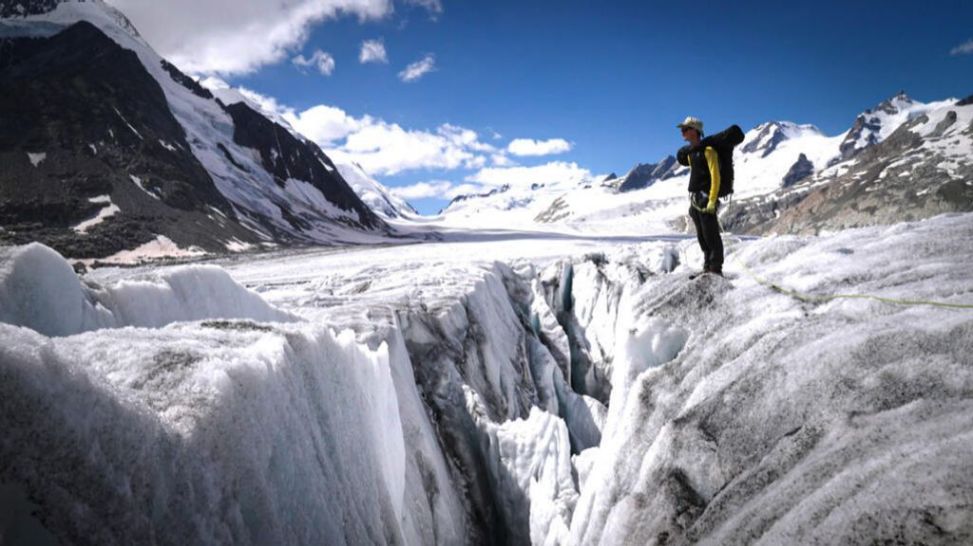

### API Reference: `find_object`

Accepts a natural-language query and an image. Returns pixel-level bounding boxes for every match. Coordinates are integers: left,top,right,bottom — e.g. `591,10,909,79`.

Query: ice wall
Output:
0,321,410,544
0,243,294,336
0,244,466,545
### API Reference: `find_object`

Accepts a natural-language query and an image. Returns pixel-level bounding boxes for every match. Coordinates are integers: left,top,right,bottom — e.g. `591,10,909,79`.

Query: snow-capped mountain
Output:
438,174,596,229
732,121,846,196
438,92,971,237
333,160,420,220
0,0,389,262
611,156,682,192
724,94,973,234
832,91,955,165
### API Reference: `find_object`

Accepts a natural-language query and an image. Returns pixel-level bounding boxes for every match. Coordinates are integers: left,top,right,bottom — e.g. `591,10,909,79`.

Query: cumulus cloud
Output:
104,0,438,75
491,154,515,167
950,38,973,56
389,180,453,199
339,121,487,175
198,82,588,189
225,86,497,176
292,50,336,75
399,54,436,82
390,181,486,201
466,161,592,188
507,138,573,157
285,105,363,144
360,39,389,63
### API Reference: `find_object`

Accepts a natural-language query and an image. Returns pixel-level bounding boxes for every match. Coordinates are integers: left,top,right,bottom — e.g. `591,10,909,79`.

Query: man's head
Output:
678,116,704,144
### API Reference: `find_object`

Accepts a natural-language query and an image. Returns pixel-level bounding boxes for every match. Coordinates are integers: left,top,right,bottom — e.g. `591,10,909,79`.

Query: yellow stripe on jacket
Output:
705,146,721,207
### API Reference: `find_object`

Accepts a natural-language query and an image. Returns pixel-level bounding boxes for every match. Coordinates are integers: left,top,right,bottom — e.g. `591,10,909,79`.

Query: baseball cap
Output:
677,116,704,132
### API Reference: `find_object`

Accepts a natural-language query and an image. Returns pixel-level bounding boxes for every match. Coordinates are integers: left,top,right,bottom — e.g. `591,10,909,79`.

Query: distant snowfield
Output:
2,213,973,544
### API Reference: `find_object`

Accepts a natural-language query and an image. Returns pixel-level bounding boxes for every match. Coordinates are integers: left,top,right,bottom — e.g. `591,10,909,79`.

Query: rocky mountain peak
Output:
616,156,679,192
742,122,790,157
872,90,914,115
833,91,919,165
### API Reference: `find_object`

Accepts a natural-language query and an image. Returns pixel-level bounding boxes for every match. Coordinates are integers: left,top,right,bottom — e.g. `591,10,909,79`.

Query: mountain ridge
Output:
0,1,392,262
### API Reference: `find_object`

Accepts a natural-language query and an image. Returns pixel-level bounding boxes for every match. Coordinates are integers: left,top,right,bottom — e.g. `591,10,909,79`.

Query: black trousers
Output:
689,193,723,271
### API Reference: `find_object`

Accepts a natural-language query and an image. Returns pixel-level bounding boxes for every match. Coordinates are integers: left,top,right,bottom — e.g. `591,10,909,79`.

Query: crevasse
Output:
0,241,660,545
0,238,679,546
4,215,973,546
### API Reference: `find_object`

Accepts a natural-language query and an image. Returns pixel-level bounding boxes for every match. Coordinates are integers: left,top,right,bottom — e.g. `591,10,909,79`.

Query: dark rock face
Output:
957,94,973,107
781,153,814,187
0,21,257,258
160,60,213,100
617,156,679,192
222,102,382,230
930,110,957,137
835,114,881,163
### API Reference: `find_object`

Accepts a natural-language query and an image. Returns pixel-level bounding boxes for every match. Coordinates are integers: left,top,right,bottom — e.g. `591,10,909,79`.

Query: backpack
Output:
677,124,745,197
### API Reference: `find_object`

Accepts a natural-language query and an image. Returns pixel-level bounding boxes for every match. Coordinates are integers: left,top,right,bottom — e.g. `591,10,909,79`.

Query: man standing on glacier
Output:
677,116,724,277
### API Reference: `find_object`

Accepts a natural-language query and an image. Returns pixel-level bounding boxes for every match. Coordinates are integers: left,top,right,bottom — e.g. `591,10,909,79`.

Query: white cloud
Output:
399,54,436,82
197,81,587,186
359,39,389,64
104,0,438,75
950,38,973,56
285,105,363,144
340,121,486,175
389,180,452,199
466,161,592,188
207,83,497,175
292,49,336,76
507,138,573,157
389,181,487,201
491,154,514,167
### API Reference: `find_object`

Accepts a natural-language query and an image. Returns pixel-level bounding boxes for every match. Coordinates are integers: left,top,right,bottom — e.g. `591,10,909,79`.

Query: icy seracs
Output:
2,212,973,545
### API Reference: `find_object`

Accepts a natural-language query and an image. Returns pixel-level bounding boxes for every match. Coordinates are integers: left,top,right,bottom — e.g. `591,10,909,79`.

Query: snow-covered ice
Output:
2,211,973,544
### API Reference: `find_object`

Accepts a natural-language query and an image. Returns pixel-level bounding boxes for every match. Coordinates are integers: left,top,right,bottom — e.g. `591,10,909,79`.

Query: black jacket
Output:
682,145,721,195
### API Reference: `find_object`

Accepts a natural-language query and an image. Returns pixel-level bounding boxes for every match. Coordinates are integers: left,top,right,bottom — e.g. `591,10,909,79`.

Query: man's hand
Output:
703,201,717,214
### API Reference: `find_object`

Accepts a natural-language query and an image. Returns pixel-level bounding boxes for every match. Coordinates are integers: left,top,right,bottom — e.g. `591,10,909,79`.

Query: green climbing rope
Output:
733,258,973,310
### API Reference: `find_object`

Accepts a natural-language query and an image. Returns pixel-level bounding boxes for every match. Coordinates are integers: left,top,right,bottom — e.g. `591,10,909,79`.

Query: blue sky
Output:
117,0,973,214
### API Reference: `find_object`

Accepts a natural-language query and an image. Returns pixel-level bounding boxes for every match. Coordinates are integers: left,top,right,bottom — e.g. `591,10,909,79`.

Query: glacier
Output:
2,212,973,545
